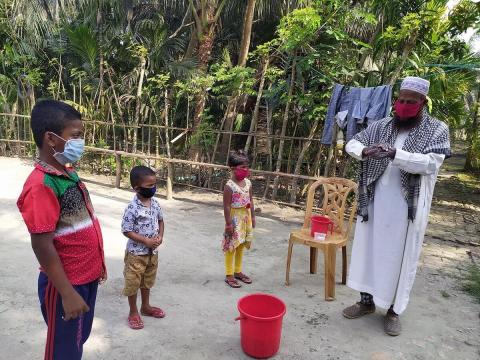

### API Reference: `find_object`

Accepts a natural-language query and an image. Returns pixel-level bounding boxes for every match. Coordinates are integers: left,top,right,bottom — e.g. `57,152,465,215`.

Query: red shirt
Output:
17,160,106,285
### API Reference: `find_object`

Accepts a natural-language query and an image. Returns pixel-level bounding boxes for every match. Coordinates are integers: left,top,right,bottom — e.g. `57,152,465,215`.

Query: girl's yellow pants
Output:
224,243,245,276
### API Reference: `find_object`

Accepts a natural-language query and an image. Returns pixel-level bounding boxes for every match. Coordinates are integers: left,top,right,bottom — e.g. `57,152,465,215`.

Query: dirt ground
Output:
0,156,479,360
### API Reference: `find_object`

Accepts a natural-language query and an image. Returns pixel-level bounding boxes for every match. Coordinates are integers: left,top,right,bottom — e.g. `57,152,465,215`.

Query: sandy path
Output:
0,157,478,360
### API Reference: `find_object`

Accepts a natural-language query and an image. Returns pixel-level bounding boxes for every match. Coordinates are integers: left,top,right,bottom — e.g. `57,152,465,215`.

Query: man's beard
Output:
393,114,420,129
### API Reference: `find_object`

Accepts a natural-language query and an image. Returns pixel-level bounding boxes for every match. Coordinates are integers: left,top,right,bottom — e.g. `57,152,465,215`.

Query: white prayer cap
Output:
400,76,430,97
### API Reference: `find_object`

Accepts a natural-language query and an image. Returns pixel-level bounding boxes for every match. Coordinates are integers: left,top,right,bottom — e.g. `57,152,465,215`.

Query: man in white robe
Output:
342,77,451,336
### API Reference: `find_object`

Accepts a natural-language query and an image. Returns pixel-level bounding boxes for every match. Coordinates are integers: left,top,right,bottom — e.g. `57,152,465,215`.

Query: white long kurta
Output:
346,135,445,315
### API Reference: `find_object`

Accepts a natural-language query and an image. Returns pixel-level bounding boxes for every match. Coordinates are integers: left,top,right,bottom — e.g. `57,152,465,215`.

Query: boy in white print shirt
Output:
121,165,165,330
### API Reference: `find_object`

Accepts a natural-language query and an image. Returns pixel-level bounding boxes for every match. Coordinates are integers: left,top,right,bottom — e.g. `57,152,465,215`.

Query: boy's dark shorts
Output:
123,252,158,296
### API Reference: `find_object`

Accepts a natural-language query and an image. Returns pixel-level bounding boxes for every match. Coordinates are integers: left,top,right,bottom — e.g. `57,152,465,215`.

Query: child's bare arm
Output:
123,231,157,248
31,233,89,320
223,186,232,224
249,186,256,228
223,186,233,233
156,219,165,245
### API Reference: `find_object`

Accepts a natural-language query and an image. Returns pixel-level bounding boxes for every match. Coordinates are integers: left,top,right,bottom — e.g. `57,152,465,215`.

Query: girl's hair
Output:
227,150,249,167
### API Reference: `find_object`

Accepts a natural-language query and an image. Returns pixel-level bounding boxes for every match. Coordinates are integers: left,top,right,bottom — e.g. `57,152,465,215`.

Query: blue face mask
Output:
50,132,85,165
138,185,157,198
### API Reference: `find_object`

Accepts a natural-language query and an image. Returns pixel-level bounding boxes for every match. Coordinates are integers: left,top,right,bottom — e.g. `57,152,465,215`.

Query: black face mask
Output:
137,185,156,198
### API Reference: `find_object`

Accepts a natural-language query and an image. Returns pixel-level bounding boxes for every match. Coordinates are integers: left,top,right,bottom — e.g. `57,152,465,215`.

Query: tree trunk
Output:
262,100,274,199
245,57,269,153
287,111,300,173
189,3,217,161
289,119,320,203
272,59,296,200
388,32,418,85
184,29,198,60
311,144,324,177
465,88,480,172
217,0,257,158
133,56,146,152
238,0,256,67
97,4,104,110
41,0,54,21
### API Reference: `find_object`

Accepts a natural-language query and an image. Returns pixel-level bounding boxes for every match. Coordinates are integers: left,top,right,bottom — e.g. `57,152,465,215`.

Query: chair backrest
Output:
302,177,358,238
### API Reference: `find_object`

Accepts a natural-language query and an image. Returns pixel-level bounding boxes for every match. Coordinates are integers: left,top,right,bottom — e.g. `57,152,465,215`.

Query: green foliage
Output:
210,62,256,97
189,111,216,150
65,25,99,71
0,0,478,185
277,7,322,51
448,0,480,36
148,73,171,90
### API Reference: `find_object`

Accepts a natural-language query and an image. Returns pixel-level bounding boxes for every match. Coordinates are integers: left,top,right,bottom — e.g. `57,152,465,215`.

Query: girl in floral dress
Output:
222,150,255,288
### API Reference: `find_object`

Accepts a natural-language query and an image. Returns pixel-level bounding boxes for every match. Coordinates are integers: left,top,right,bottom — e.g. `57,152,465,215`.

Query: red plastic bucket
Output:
310,215,334,236
235,293,286,359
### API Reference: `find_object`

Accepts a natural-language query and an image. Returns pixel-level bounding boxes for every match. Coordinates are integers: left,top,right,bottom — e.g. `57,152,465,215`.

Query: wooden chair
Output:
285,177,358,301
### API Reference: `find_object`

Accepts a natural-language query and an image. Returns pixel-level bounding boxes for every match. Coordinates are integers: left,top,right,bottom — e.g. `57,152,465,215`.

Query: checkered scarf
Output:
354,110,451,221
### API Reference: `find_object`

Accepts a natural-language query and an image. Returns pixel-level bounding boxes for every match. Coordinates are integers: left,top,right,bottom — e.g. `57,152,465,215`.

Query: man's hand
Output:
362,145,384,158
378,144,396,159
62,290,90,321
251,216,256,229
362,144,396,160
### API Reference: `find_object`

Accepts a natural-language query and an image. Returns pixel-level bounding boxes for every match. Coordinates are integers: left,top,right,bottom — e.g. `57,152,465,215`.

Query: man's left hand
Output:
368,144,396,160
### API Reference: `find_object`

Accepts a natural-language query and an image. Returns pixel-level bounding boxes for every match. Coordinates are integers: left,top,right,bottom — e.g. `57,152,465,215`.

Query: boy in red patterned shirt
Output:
17,100,106,360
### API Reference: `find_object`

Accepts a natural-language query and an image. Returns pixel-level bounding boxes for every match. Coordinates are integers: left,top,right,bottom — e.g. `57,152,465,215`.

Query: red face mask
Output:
394,100,423,120
234,167,250,180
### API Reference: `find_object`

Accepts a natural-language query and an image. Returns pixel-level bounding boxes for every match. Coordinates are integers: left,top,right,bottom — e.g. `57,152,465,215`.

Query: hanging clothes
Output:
321,84,393,144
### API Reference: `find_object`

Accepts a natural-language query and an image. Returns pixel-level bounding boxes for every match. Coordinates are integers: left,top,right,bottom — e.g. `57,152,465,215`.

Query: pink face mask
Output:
394,100,423,119
234,167,250,180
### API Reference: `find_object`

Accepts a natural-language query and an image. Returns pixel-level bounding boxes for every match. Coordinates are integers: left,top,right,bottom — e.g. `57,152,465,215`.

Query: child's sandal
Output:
234,272,252,284
128,315,144,330
225,277,242,288
141,307,166,318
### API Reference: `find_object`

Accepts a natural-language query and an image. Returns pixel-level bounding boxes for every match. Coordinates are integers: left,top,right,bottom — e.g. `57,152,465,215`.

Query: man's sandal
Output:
128,315,144,330
342,302,376,319
234,272,252,284
225,277,242,288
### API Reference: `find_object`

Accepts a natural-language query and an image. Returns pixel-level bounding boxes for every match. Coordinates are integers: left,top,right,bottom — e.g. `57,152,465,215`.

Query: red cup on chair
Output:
310,215,334,237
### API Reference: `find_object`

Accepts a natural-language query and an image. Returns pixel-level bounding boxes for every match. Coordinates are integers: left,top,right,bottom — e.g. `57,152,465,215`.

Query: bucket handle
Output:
235,316,246,321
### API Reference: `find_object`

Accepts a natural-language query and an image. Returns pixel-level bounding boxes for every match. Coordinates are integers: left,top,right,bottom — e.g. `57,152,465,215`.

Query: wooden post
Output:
166,161,173,200
164,89,173,200
115,153,122,188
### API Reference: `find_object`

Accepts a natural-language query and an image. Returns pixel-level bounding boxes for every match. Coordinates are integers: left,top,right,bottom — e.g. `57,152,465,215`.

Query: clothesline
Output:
311,63,478,89
318,62,476,145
